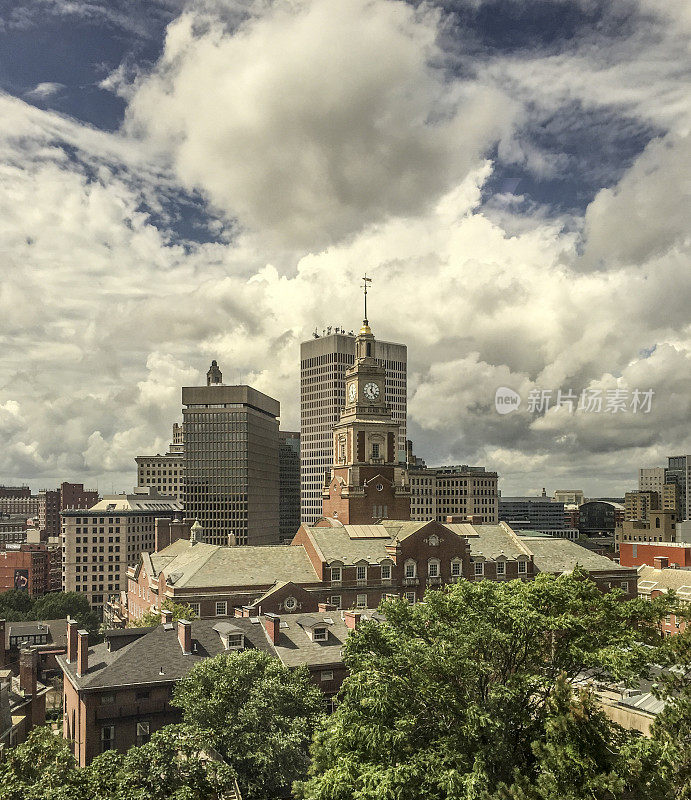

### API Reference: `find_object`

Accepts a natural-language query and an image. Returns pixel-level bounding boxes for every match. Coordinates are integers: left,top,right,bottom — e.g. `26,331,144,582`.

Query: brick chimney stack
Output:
76,630,89,677
177,619,192,654
66,618,78,663
161,609,173,626
343,610,361,630
263,613,280,644
654,556,669,570
19,648,38,696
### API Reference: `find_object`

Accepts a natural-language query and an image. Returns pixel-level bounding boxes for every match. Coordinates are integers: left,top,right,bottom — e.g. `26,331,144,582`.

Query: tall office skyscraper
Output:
666,455,691,520
300,329,407,525
182,362,280,546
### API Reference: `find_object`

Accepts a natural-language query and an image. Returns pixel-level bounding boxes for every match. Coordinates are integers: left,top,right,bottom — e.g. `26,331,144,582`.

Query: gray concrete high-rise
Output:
182,362,280,546
666,455,691,520
300,330,407,525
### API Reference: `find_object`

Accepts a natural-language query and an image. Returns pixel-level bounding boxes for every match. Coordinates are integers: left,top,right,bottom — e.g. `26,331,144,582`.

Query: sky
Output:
0,0,689,498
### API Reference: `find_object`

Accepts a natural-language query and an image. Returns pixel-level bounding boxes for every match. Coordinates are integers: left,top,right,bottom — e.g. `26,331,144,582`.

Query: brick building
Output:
619,541,691,569
39,483,99,539
116,517,637,624
637,563,690,636
0,544,52,596
59,610,362,764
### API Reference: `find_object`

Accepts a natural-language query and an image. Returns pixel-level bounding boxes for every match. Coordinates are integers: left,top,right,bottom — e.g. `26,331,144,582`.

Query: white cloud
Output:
0,1,689,497
24,82,65,100
125,0,513,249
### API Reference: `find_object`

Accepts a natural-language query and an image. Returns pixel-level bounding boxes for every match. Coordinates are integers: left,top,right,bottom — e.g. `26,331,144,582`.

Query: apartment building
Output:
409,466,498,524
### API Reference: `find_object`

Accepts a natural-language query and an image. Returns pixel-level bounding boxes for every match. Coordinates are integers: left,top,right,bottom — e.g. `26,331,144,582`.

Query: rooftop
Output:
521,537,631,574
147,539,320,588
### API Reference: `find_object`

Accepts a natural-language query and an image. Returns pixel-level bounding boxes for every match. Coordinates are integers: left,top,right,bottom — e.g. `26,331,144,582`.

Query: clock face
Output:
348,383,357,403
364,382,380,401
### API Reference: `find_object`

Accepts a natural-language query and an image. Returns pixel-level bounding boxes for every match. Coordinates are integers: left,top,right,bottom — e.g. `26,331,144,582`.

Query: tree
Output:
0,725,84,800
130,598,199,628
85,725,239,800
32,591,99,631
296,570,673,800
0,725,239,800
173,649,325,800
0,588,34,620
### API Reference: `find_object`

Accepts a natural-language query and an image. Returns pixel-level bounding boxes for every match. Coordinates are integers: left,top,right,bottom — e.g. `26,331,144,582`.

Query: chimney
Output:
263,613,280,644
67,618,78,663
161,609,173,626
654,556,669,570
19,648,38,695
0,620,5,669
343,610,361,630
77,630,89,677
177,619,192,654
318,602,336,612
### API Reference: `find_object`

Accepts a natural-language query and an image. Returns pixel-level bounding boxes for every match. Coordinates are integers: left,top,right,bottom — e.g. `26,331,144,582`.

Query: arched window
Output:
450,558,462,577
656,517,661,528
404,559,417,578
428,558,440,578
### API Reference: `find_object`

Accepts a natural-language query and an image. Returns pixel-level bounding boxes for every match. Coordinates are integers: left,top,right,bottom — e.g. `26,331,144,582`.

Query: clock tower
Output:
322,278,410,523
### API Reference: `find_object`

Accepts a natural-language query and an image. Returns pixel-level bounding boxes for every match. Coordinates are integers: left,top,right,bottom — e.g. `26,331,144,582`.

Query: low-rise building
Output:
59,610,365,765
116,518,637,624
499,495,566,531
0,543,52,596
616,509,679,549
636,563,691,636
619,541,691,569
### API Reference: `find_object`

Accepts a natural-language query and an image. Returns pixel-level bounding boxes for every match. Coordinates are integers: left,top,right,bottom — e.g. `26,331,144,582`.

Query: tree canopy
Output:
130,598,199,628
296,569,682,800
0,589,98,630
172,649,325,800
0,724,238,800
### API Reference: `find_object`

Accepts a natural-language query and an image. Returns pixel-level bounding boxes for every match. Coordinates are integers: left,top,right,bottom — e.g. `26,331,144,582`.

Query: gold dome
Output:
359,323,372,335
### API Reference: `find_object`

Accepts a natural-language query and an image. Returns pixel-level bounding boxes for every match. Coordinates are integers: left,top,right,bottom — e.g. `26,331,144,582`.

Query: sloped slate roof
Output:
452,525,531,560
148,539,320,588
58,618,275,690
637,565,691,596
307,526,391,565
522,537,631,574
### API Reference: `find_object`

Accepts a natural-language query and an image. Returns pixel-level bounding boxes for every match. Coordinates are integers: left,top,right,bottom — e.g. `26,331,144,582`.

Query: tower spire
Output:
360,274,372,335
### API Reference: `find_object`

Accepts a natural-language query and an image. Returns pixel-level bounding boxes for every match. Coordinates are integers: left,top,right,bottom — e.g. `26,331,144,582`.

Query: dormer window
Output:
330,566,342,582
313,627,328,642
227,633,244,650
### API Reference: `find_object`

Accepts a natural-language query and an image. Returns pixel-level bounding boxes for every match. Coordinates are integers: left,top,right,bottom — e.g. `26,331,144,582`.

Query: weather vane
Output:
361,273,372,325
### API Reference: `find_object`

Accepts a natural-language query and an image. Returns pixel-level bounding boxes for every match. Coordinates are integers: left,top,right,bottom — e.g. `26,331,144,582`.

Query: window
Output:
188,603,201,617
99,693,115,705
451,559,461,577
356,594,367,608
372,443,380,459
474,561,484,577
405,591,416,604
356,565,367,582
136,722,150,746
518,561,527,574
321,670,334,682
227,633,244,649
620,582,628,592
404,560,417,578
428,560,440,578
284,596,297,611
313,627,328,642
381,563,391,580
101,725,115,752
330,566,341,582
496,561,505,576
215,601,227,617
